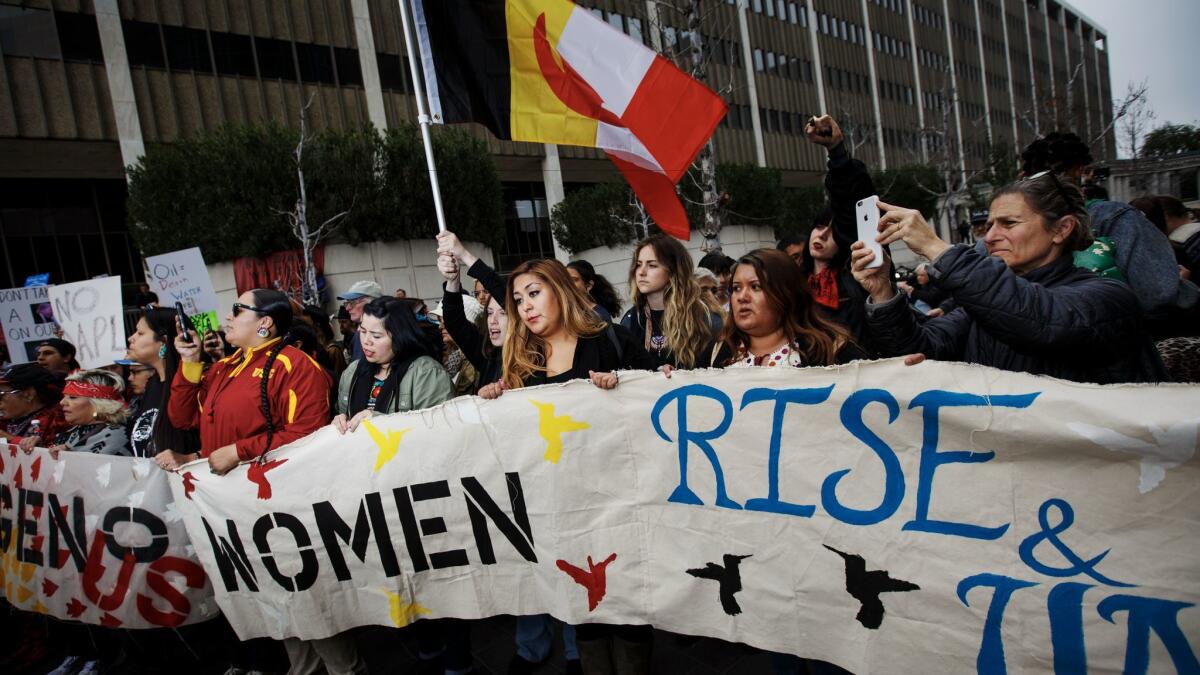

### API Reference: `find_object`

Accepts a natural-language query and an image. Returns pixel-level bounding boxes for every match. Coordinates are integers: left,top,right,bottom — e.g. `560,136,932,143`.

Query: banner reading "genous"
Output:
164,359,1200,674
0,448,218,628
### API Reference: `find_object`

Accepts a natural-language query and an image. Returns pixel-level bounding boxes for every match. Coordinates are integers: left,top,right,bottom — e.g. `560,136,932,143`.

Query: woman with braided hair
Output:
163,288,331,473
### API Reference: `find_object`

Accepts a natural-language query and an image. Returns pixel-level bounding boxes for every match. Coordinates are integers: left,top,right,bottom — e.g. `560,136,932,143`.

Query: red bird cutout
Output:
100,613,123,628
66,598,86,618
13,466,22,489
30,455,42,482
181,472,198,500
42,579,59,598
56,550,71,568
246,458,288,500
557,553,618,611
8,443,17,457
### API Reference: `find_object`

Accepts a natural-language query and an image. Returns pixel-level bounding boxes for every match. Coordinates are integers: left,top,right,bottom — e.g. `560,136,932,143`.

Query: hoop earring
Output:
158,345,167,359
257,327,270,338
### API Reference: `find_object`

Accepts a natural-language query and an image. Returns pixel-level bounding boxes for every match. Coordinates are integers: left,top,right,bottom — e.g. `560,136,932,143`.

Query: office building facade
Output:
0,0,1114,287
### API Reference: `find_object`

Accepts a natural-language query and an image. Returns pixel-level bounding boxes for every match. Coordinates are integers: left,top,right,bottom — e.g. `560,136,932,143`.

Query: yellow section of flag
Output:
506,0,597,146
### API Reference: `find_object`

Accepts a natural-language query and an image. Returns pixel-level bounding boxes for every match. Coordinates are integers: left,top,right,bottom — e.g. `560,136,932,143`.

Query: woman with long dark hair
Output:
482,259,653,399
163,288,346,673
567,259,622,321
163,288,331,473
125,307,200,460
333,296,454,431
621,235,720,370
712,249,863,367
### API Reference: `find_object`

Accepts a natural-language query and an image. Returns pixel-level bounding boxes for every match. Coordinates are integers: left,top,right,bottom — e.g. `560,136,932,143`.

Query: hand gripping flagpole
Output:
397,0,447,233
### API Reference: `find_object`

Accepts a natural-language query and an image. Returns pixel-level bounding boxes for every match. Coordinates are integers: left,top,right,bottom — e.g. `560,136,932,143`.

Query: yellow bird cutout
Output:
386,590,431,627
362,419,410,472
529,399,590,464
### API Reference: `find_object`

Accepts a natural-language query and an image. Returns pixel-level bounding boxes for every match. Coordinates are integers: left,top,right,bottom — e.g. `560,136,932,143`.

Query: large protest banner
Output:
166,360,1200,673
0,447,219,628
0,285,57,363
48,277,126,369
144,247,221,335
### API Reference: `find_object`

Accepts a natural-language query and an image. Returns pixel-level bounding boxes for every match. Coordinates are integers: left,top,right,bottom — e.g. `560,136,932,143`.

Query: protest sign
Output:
0,286,57,363
145,247,221,335
166,360,1200,673
48,277,126,368
0,447,218,629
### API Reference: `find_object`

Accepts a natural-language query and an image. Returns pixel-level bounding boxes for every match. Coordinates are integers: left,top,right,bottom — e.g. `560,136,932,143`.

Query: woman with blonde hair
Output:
620,234,721,370
41,369,131,456
481,258,652,397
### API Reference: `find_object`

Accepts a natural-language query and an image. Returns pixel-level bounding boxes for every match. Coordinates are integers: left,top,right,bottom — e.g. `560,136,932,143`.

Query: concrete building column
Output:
998,0,1020,145
93,0,144,175
903,1,928,162
350,0,388,131
736,0,767,166
859,0,886,170
941,0,968,188
543,144,570,263
1022,0,1039,135
971,0,993,148
806,0,828,115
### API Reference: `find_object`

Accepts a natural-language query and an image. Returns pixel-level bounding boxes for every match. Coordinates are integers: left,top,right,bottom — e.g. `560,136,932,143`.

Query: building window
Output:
255,37,296,80
162,24,212,73
376,53,408,92
0,6,62,59
334,47,363,86
296,42,335,84
55,11,103,62
753,48,763,71
122,20,165,69
210,31,255,77
627,17,643,44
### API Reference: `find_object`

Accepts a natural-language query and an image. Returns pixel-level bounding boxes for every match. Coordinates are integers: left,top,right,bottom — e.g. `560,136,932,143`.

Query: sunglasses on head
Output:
232,302,269,317
1024,170,1078,209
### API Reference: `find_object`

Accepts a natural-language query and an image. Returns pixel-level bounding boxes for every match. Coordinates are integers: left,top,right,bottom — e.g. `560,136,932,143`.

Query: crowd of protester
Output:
1,115,1197,675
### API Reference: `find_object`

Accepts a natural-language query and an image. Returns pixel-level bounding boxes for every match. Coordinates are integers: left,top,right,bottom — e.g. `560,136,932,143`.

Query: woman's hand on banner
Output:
208,444,240,475
589,371,618,390
334,410,373,434
155,449,196,471
659,364,675,379
478,381,506,399
18,435,41,454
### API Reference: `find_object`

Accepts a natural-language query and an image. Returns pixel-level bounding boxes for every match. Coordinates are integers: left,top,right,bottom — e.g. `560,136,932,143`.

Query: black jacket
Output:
442,259,509,391
522,324,656,387
619,305,723,369
821,142,881,356
865,245,1167,384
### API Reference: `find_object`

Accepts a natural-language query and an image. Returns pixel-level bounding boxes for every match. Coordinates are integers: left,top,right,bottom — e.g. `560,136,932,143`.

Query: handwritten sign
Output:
0,286,57,363
144,248,220,334
48,277,125,368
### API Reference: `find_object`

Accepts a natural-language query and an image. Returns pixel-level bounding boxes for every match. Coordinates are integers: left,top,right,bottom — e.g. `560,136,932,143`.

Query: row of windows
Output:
826,65,870,96
879,78,915,106
870,0,907,15
752,48,814,84
918,47,949,71
913,3,945,29
874,31,911,60
817,12,864,46
956,61,982,84
990,107,1013,127
986,71,1009,93
983,34,1006,57
744,0,806,26
923,90,949,112
882,126,919,149
951,19,978,45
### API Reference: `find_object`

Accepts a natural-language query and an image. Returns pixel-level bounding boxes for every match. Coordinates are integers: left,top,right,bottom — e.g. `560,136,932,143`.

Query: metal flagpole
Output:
397,0,447,233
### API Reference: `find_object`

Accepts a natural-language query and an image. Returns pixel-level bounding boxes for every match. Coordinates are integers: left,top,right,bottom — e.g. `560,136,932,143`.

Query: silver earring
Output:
257,327,270,338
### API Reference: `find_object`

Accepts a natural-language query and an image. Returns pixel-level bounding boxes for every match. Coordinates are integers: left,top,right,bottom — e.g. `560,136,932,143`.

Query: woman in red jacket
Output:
159,288,330,474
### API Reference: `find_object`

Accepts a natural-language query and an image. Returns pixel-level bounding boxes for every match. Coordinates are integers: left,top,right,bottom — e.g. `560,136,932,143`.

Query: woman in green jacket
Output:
333,296,454,432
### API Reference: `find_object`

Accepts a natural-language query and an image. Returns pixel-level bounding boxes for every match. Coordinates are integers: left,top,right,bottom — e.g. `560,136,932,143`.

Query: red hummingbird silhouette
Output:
556,553,618,611
246,458,288,500
30,455,41,482
181,472,198,500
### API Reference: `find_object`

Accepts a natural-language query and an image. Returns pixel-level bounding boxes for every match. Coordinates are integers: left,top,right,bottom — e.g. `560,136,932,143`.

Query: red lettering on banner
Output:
137,556,206,627
82,531,137,612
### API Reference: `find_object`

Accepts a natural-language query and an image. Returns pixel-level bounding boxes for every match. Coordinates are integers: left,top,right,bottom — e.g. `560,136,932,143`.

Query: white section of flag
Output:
596,123,662,173
556,6,656,119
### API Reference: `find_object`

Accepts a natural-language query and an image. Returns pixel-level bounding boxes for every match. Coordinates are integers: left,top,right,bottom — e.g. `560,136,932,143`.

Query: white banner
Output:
0,447,218,629
166,360,1200,674
144,247,221,334
0,285,57,363
48,277,126,369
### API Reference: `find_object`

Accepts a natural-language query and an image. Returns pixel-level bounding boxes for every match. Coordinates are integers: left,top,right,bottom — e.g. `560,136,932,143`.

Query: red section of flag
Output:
619,56,727,182
534,14,622,128
609,155,690,240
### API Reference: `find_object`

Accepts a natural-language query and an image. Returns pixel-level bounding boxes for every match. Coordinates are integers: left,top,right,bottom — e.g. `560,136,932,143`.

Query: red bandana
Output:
63,381,124,402
808,268,839,310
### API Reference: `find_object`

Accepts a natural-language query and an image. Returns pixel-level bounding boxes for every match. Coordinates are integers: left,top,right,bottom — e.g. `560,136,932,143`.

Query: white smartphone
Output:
855,195,885,269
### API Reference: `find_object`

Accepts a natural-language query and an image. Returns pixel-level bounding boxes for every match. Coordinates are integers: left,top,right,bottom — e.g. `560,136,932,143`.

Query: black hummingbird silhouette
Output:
823,545,919,629
686,553,753,616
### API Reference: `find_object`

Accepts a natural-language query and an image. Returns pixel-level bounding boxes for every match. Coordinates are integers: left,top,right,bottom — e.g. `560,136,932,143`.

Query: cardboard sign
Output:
145,248,220,335
0,286,58,363
48,277,125,368
163,361,1200,673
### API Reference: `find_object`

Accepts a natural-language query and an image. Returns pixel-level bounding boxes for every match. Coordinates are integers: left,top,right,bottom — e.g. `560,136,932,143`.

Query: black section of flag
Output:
415,0,512,139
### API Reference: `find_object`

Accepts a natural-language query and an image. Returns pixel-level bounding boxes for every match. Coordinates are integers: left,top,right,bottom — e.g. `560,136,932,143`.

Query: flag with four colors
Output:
410,0,728,240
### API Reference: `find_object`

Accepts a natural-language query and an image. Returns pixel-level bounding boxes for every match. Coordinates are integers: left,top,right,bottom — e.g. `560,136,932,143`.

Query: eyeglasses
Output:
0,389,20,397
1024,170,1078,209
232,302,269,317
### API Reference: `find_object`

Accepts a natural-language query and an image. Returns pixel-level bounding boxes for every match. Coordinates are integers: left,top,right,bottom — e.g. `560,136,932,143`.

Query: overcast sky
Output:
1074,0,1199,136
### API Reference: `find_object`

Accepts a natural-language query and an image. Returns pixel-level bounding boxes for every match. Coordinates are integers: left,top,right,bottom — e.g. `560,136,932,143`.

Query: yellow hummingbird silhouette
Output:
362,419,410,472
529,399,590,463
386,590,431,627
